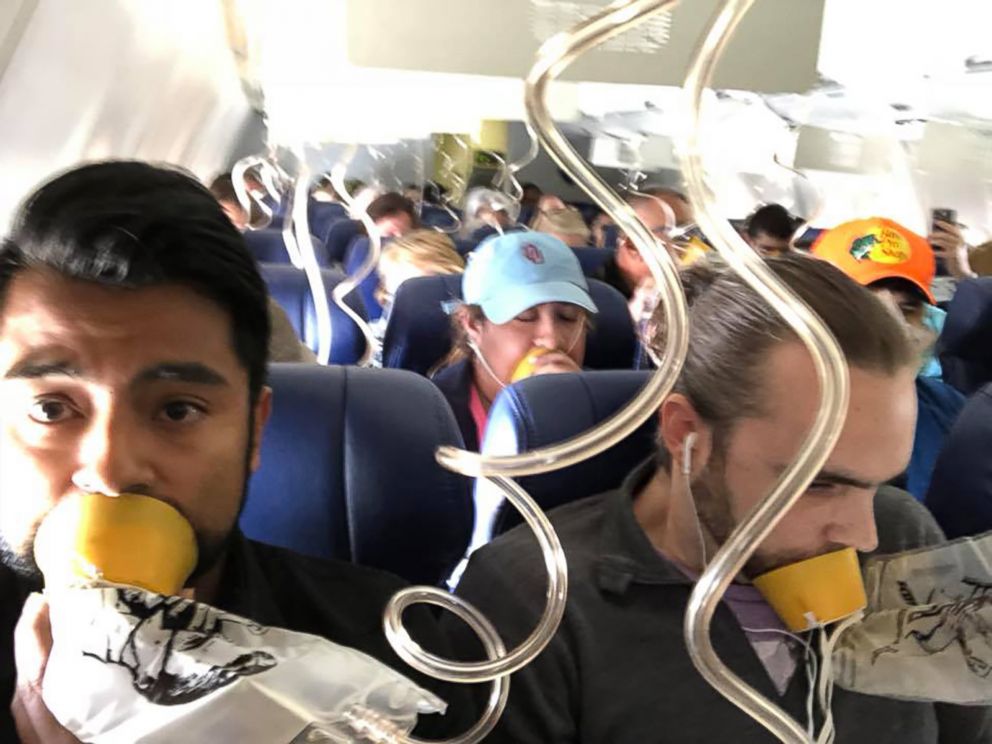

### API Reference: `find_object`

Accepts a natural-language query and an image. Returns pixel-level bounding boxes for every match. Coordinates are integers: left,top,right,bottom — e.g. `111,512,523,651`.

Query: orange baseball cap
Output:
811,217,936,304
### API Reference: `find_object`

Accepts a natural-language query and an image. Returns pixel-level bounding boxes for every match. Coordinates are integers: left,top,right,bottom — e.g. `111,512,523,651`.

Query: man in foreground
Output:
0,161,468,741
448,253,992,742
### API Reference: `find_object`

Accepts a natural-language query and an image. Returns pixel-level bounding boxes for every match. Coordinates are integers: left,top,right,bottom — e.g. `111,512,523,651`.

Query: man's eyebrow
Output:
4,359,80,380
773,463,876,491
810,469,876,490
132,363,230,387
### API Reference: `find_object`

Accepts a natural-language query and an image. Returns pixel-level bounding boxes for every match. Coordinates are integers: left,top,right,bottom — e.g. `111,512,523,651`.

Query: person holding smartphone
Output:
929,208,977,281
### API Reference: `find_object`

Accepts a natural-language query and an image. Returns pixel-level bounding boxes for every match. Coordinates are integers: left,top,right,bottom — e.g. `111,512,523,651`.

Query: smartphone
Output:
931,208,957,277
931,208,957,234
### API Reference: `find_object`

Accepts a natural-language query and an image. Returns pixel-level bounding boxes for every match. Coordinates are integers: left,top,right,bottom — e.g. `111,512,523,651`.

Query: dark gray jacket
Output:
447,461,992,743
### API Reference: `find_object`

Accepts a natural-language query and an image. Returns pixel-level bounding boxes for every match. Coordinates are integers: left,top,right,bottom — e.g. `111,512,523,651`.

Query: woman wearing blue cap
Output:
432,232,599,451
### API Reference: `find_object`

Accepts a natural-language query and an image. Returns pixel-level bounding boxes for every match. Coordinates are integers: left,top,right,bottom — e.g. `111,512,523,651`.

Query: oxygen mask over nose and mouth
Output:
510,347,553,383
31,493,444,743
33,492,198,596
753,548,867,633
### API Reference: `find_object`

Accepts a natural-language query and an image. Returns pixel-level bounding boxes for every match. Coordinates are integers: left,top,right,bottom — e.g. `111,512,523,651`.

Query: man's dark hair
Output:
0,161,270,402
367,192,419,227
652,253,915,470
746,203,796,240
209,172,238,205
422,180,448,204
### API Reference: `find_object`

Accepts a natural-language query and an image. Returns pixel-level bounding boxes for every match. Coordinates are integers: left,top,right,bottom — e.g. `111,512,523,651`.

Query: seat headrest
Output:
382,274,462,375
324,219,363,265
242,364,473,586
571,246,613,277
420,205,461,230
244,229,293,265
244,228,330,266
938,277,992,395
308,201,348,241
925,383,992,539
584,280,637,369
343,237,384,321
480,370,655,536
259,264,368,365
382,274,637,375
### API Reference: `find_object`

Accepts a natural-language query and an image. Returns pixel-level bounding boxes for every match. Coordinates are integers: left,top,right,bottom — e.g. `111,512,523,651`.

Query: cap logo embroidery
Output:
521,242,545,264
849,227,910,265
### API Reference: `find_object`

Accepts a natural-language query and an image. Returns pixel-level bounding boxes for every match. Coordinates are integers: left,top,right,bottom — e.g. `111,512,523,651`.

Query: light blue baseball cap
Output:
462,231,598,324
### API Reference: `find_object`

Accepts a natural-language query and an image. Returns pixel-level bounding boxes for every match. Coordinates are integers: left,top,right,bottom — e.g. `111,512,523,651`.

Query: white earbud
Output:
682,432,697,477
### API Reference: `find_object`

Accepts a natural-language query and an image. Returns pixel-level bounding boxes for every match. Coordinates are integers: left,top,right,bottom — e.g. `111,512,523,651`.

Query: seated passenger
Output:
431,232,597,451
0,162,469,742
643,185,692,226
447,254,991,742
208,174,316,364
594,193,675,301
520,182,542,211
528,193,567,227
209,172,251,230
745,203,796,257
812,218,965,499
530,206,592,248
366,192,419,239
376,229,466,311
462,187,518,244
372,229,466,363
589,209,615,249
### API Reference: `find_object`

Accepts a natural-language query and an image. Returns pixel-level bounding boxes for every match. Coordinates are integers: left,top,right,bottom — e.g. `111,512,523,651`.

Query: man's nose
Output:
72,408,155,496
825,490,879,553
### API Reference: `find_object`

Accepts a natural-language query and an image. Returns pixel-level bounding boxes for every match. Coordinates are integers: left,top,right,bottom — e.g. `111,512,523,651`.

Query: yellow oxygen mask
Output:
510,347,553,383
34,493,198,596
752,547,867,632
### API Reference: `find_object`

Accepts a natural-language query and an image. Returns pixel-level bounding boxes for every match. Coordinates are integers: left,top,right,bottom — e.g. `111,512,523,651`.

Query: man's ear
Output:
249,386,273,472
658,394,713,478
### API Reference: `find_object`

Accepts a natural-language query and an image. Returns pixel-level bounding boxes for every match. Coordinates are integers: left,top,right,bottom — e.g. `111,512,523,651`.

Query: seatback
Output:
308,201,347,242
259,264,368,364
571,246,613,277
925,383,992,539
242,364,474,586
419,205,460,230
343,237,384,321
938,277,992,395
325,219,363,265
478,371,655,539
244,228,294,264
244,228,329,266
382,274,637,375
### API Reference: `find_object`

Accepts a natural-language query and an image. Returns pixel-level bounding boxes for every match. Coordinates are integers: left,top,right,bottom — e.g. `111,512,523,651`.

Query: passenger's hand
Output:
530,351,582,376
929,220,976,280
11,593,81,744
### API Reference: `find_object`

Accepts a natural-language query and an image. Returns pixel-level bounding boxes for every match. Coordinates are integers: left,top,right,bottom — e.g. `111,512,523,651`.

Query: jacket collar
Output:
594,458,695,595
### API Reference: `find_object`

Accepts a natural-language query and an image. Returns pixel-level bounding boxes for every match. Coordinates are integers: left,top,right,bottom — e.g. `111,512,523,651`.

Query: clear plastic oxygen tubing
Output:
509,122,541,178
285,155,334,365
328,146,383,367
433,149,466,235
447,135,471,208
771,153,825,245
677,1,851,742
231,154,276,229
379,0,690,725
317,592,510,744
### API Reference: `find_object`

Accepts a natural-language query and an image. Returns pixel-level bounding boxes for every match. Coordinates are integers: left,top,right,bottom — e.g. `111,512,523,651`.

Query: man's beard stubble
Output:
0,423,257,589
